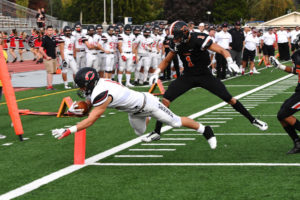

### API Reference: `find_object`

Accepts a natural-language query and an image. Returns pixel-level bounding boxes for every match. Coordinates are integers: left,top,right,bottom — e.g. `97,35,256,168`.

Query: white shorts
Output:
128,93,181,136
86,53,99,71
105,54,115,72
76,51,86,69
62,54,79,74
119,53,134,72
150,52,159,69
98,52,106,71
137,55,151,71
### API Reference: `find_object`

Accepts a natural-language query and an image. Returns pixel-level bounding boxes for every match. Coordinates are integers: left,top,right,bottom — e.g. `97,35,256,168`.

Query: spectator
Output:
261,27,277,67
277,26,290,61
243,24,251,37
188,21,195,32
197,22,209,34
215,22,232,79
17,31,27,62
229,21,245,72
208,27,217,75
290,26,300,53
241,29,260,75
36,8,46,29
39,25,58,90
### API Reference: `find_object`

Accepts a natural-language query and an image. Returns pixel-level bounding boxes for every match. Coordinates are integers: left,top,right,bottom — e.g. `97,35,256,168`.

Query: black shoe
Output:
141,131,160,142
143,81,149,85
20,60,23,62
12,58,17,63
287,140,300,154
33,58,36,61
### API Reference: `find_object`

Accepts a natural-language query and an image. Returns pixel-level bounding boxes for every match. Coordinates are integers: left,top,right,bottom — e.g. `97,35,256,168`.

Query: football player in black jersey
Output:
143,21,268,142
270,46,300,154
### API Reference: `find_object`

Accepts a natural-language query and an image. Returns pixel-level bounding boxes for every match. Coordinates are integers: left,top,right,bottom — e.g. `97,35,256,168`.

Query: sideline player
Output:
270,51,300,154
72,22,87,69
59,26,79,89
52,67,217,149
102,25,117,79
144,21,268,142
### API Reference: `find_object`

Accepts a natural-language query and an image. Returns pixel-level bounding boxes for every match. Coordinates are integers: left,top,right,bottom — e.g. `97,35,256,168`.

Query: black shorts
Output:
242,48,256,62
277,92,300,120
163,74,233,102
262,44,275,56
292,43,298,52
37,22,43,28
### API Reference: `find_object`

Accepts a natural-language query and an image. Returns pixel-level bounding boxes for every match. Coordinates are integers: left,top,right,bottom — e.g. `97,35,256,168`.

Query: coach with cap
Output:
215,22,232,79
229,21,245,72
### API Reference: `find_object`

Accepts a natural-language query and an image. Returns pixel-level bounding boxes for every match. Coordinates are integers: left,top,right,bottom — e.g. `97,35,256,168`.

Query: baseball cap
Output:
199,22,205,27
222,23,228,28
188,21,195,25
235,21,241,26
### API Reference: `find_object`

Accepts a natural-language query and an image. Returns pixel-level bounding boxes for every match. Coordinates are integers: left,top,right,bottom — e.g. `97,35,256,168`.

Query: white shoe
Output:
239,67,243,74
252,119,268,131
0,134,6,139
141,132,160,143
203,126,217,149
125,83,135,87
253,68,260,74
208,137,217,149
64,85,71,89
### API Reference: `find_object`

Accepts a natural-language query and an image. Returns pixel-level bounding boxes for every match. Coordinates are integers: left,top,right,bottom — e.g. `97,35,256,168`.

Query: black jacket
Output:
229,28,245,51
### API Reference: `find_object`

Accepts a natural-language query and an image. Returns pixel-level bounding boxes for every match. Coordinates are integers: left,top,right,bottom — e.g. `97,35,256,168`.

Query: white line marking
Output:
226,85,259,87
0,74,293,200
198,121,226,123
141,143,186,146
198,118,232,120
2,143,13,146
212,112,238,114
164,133,286,136
36,133,44,136
161,138,196,141
241,100,267,101
114,155,163,158
129,149,176,151
90,163,300,167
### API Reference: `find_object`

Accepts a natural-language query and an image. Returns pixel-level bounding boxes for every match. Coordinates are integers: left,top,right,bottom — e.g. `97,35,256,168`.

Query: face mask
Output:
66,33,71,37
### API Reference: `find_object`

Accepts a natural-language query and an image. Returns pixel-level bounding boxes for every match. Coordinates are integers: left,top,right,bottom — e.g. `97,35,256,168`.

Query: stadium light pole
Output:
103,0,107,25
111,0,114,24
206,11,211,23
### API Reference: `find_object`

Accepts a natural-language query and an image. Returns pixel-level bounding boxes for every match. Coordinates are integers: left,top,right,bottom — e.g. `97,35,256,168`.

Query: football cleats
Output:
74,67,99,96
269,56,286,70
252,119,268,131
169,21,190,45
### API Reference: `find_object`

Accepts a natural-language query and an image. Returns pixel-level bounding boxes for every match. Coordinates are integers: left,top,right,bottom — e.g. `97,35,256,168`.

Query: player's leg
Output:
200,74,268,130
128,114,147,136
104,54,114,79
118,56,125,85
277,93,300,153
143,95,216,148
144,76,195,142
125,54,134,87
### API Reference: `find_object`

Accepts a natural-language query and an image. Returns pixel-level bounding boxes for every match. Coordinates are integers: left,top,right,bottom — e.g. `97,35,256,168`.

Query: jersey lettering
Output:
185,56,194,67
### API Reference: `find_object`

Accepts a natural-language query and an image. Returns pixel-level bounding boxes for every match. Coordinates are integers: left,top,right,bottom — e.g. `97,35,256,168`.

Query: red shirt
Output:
3,37,8,49
18,36,25,48
9,34,16,48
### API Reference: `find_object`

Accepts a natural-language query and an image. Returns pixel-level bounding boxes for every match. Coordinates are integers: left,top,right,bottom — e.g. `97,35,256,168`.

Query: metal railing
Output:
0,0,74,30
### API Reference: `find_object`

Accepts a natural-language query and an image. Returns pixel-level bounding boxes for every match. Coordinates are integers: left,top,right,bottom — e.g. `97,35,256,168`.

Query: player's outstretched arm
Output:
269,56,294,73
52,97,112,139
149,51,176,84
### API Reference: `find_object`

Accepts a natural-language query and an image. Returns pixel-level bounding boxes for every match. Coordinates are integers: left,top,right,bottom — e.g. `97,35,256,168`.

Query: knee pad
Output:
171,115,182,128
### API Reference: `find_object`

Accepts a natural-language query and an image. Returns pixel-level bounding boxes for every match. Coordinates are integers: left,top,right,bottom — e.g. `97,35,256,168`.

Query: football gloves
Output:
149,68,161,85
67,101,85,116
226,57,240,73
269,56,286,70
121,54,127,61
52,128,71,139
62,60,68,68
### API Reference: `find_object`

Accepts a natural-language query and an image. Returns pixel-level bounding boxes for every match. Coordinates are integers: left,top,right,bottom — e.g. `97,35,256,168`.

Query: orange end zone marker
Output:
148,79,165,96
0,46,24,140
74,129,86,165
57,96,73,117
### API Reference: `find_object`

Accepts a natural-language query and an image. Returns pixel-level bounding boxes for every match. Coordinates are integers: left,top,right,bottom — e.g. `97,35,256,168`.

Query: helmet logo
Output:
85,71,95,81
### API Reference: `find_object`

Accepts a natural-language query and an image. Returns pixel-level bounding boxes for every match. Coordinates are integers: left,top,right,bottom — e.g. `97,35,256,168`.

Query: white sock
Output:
118,74,123,84
134,71,139,81
64,81,68,86
126,74,131,84
197,123,205,134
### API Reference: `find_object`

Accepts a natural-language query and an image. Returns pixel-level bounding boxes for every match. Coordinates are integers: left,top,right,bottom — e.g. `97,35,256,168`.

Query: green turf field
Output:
1,64,300,200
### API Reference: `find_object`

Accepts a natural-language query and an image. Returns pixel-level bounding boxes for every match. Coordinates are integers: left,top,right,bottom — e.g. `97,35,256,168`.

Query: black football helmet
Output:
96,24,103,30
169,21,190,44
107,25,115,36
87,25,95,36
75,67,99,96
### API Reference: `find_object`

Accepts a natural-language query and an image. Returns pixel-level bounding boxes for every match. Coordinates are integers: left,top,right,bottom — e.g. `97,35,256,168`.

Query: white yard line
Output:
114,155,163,158
141,143,186,146
0,73,293,200
160,138,196,141
90,163,300,167
129,149,176,151
198,118,232,120
164,133,286,136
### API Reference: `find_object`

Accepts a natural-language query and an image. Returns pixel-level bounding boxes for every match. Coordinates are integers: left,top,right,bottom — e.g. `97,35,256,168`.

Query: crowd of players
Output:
2,21,300,89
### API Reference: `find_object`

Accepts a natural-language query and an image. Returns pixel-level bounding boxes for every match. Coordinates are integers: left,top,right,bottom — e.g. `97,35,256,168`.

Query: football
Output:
76,101,89,115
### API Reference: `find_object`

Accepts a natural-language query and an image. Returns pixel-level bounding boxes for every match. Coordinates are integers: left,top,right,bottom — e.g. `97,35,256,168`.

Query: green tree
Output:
211,0,248,24
249,0,295,21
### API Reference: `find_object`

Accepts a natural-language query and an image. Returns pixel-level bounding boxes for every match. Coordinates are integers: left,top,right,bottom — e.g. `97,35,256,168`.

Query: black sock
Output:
293,120,300,132
284,125,299,142
231,100,255,123
155,121,163,134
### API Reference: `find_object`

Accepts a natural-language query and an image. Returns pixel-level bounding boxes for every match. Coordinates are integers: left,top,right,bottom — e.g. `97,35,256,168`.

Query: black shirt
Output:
41,35,57,59
169,32,212,76
291,50,300,92
229,28,245,51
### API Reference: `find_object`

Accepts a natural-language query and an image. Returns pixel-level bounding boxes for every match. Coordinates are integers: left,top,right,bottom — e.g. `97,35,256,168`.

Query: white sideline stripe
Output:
226,85,259,87
0,74,293,200
2,143,13,146
164,133,286,136
212,112,238,114
114,155,163,158
198,118,232,120
161,138,196,141
141,143,186,146
90,163,300,167
241,100,267,101
129,149,176,151
198,121,226,123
